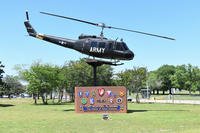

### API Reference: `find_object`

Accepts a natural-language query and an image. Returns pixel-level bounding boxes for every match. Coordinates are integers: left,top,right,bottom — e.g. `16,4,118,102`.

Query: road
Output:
132,99,200,105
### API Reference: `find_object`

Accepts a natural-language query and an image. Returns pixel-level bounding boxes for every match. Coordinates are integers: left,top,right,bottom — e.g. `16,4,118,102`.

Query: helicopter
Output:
24,11,175,65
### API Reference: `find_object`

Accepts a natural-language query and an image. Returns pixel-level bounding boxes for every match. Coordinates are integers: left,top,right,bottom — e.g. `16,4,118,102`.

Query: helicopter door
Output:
82,39,91,51
98,42,106,54
88,41,98,53
108,42,113,50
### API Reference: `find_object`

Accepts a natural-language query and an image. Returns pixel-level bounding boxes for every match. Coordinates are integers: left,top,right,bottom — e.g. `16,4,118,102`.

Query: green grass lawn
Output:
1,99,200,133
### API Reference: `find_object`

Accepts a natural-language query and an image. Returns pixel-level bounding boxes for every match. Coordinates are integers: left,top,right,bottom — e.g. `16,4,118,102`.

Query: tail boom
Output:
24,19,75,49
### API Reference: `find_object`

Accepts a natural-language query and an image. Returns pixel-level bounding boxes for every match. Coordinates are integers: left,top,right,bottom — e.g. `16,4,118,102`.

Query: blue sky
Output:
1,0,200,75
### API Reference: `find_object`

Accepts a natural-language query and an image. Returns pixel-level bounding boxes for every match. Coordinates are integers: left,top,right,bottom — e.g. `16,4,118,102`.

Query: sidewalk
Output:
132,99,200,105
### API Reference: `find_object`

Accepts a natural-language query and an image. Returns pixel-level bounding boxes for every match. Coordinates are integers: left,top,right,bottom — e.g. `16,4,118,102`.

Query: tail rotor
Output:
25,10,29,21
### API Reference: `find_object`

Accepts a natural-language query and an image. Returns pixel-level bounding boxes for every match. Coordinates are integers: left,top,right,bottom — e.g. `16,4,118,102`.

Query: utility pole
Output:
146,67,149,99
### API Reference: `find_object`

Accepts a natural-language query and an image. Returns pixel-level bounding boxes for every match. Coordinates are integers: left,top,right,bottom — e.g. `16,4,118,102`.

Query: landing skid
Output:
84,58,124,66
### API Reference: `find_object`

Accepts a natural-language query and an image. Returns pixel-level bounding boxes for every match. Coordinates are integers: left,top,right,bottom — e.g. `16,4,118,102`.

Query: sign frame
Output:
75,86,127,113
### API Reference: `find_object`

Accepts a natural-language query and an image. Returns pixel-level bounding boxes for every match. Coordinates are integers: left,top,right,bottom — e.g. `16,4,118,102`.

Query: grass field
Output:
1,99,200,133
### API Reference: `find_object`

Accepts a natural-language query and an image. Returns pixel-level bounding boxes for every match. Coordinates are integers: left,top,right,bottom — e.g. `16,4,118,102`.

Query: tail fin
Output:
24,11,37,37
24,21,37,37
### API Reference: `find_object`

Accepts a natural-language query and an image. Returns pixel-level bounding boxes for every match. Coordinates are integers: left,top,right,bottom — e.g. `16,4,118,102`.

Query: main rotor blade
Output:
40,11,175,40
40,12,98,27
109,26,175,40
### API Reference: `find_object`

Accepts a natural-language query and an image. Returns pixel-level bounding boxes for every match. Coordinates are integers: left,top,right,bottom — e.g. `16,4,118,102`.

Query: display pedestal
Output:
86,59,104,86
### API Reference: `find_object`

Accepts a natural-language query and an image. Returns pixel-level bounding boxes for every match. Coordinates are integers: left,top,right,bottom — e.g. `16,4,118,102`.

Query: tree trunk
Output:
189,89,191,95
37,93,39,99
50,92,52,99
153,90,155,95
157,90,159,94
169,88,172,95
33,94,37,104
71,92,74,102
45,93,48,104
52,95,55,104
41,94,47,105
136,92,140,103
163,90,165,95
8,94,11,99
58,90,63,103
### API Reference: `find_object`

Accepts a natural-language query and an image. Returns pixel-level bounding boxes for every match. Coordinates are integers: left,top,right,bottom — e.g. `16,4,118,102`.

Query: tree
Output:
3,75,24,98
148,71,162,94
0,61,5,97
116,69,133,92
157,65,175,94
0,61,4,85
171,64,200,94
171,65,187,91
116,67,147,103
18,59,114,104
185,64,200,94
20,62,57,104
130,67,147,102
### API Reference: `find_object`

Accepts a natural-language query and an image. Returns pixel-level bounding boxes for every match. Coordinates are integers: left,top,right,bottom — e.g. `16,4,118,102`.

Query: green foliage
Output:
18,59,114,104
0,61,5,86
15,58,200,104
171,64,200,94
147,71,162,93
65,59,114,87
2,75,24,98
171,65,187,90
20,62,60,104
156,65,176,94
116,67,147,102
117,67,147,93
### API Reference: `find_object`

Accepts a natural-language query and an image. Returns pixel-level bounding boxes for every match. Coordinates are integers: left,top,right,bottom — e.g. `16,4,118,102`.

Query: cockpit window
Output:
122,42,129,50
116,42,124,51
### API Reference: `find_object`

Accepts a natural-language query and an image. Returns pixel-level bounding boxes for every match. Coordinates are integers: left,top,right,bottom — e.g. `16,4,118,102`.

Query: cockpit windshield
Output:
115,42,129,51
122,42,129,50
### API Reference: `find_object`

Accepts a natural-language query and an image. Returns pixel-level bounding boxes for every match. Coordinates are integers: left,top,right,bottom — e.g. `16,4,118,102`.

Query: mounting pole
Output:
85,58,122,86
93,64,97,86
86,59,104,86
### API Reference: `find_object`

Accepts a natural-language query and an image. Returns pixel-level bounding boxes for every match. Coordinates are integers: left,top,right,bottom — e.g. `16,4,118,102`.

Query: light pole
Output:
146,67,149,99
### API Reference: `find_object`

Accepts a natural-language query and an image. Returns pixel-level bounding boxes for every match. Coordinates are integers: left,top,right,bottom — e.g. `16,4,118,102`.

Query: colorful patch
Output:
98,88,105,97
106,90,112,97
116,98,122,104
90,98,94,105
109,98,114,104
119,91,125,97
81,98,87,105
85,91,90,97
78,91,83,98
92,91,96,97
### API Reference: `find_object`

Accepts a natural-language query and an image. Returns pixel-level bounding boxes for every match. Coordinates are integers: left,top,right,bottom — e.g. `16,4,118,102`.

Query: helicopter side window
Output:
108,43,112,50
116,43,124,51
99,42,105,48
91,41,97,47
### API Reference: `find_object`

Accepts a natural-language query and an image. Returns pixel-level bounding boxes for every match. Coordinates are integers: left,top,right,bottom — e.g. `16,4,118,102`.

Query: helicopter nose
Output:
125,50,134,60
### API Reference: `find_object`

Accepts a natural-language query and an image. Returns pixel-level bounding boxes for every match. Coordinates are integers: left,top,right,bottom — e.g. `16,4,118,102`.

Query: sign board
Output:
75,86,127,113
